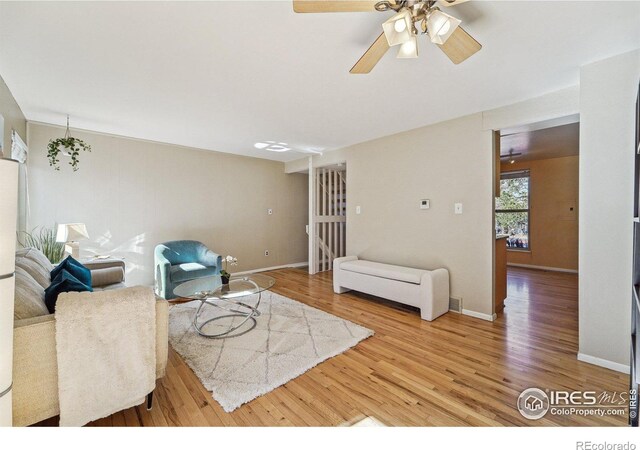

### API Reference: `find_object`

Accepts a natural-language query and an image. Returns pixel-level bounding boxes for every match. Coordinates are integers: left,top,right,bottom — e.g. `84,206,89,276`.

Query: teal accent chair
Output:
154,240,222,299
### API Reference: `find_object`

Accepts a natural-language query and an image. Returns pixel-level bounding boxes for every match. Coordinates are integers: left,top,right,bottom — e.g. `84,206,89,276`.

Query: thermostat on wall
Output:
420,199,430,210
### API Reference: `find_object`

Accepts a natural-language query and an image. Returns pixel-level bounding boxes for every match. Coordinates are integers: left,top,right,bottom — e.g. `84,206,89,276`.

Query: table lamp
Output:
56,223,89,259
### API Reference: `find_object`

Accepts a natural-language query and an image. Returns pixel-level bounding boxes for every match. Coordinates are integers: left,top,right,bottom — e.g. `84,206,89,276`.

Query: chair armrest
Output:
13,314,59,426
200,249,222,269
154,252,172,298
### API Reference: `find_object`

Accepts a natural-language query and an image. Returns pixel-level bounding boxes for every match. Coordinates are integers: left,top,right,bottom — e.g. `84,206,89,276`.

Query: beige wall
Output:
284,87,581,318
579,49,640,369
501,156,579,271
343,113,495,317
0,74,26,160
26,123,308,286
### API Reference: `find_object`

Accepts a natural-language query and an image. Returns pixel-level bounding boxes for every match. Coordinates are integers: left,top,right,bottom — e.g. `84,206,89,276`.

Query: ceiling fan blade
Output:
500,153,522,158
439,0,470,7
293,0,380,13
350,32,390,74
436,26,481,64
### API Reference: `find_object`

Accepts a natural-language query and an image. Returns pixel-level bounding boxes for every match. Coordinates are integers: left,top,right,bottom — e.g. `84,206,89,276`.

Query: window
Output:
496,170,530,250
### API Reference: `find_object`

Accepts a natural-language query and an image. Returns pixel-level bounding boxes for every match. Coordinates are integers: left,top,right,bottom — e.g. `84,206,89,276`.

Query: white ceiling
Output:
501,122,579,163
0,1,639,162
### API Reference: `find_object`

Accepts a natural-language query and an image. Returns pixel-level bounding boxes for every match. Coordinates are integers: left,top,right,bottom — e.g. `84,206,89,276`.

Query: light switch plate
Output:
454,203,463,214
356,206,361,215
420,199,430,210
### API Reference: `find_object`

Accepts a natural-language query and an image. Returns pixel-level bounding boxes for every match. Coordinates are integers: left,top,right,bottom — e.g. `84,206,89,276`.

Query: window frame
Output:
496,170,531,251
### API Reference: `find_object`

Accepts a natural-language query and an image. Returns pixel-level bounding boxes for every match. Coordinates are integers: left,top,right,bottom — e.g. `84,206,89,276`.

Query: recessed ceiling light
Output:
254,142,324,155
254,141,291,152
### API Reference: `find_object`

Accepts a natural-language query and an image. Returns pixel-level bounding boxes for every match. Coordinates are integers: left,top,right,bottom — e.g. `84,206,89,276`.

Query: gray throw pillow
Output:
23,247,55,273
14,266,49,320
16,256,51,289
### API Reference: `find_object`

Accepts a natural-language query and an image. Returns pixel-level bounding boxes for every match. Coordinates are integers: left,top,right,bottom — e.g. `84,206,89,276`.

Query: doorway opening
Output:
494,115,580,317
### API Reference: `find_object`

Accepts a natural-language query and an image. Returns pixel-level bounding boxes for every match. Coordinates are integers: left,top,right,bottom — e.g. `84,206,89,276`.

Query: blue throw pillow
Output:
44,269,93,314
51,255,92,289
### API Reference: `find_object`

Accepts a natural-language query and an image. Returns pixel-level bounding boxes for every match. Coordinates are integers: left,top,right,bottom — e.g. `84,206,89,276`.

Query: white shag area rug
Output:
169,291,374,412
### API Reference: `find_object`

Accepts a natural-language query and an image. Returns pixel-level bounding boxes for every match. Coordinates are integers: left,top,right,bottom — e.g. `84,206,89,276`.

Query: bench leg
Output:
333,285,352,294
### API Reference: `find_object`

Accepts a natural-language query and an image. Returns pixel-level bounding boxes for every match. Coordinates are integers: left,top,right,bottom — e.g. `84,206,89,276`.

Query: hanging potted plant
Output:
47,115,92,171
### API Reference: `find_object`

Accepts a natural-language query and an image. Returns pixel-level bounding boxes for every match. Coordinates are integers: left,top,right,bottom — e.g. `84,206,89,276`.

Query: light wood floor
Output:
39,267,629,426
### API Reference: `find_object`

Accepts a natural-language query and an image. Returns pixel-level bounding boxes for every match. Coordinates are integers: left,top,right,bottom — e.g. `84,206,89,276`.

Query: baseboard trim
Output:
462,309,496,322
577,352,630,374
234,262,308,276
507,263,578,274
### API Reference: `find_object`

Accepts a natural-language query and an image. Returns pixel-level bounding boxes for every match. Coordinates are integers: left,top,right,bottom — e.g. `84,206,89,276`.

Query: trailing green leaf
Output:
47,137,91,171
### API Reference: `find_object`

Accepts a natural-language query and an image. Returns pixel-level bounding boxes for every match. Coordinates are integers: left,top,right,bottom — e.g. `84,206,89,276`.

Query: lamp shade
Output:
427,9,461,45
382,9,414,47
56,223,89,242
397,36,418,59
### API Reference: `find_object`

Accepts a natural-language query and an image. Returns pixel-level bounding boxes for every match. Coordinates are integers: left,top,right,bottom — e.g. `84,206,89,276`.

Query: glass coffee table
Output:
173,274,275,339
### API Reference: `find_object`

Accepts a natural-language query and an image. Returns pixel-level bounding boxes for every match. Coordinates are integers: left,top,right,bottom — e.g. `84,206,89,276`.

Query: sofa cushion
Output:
170,263,217,283
51,256,92,289
16,256,51,289
14,266,49,320
340,260,426,285
17,247,55,273
44,269,93,314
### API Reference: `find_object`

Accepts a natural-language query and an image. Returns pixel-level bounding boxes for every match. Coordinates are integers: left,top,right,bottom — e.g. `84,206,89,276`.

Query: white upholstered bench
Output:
333,256,450,321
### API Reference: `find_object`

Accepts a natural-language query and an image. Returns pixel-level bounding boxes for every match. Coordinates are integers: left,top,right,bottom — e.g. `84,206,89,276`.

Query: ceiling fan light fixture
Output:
397,36,418,59
382,9,413,46
426,9,461,45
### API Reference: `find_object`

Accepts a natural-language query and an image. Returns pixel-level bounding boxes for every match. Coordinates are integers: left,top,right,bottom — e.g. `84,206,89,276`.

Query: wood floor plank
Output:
48,267,627,427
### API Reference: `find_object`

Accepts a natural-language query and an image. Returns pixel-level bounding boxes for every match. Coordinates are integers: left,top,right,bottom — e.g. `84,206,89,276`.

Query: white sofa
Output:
333,256,450,321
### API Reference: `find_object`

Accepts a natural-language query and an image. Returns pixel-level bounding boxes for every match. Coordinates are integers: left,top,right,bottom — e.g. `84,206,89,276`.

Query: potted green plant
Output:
17,225,65,264
47,115,91,172
220,255,238,285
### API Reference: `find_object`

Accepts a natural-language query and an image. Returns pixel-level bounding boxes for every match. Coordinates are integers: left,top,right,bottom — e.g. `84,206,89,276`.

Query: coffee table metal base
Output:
193,292,262,339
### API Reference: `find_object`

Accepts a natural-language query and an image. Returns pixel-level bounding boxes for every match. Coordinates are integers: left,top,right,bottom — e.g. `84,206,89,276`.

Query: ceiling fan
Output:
500,148,522,164
293,0,482,73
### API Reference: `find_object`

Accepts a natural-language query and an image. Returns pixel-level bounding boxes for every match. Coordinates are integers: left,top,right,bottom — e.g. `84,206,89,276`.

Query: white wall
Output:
579,49,640,371
26,123,309,286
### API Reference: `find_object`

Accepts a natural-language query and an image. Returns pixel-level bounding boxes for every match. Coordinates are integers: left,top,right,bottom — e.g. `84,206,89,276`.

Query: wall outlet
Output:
264,250,269,256
454,203,463,214
267,208,273,215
